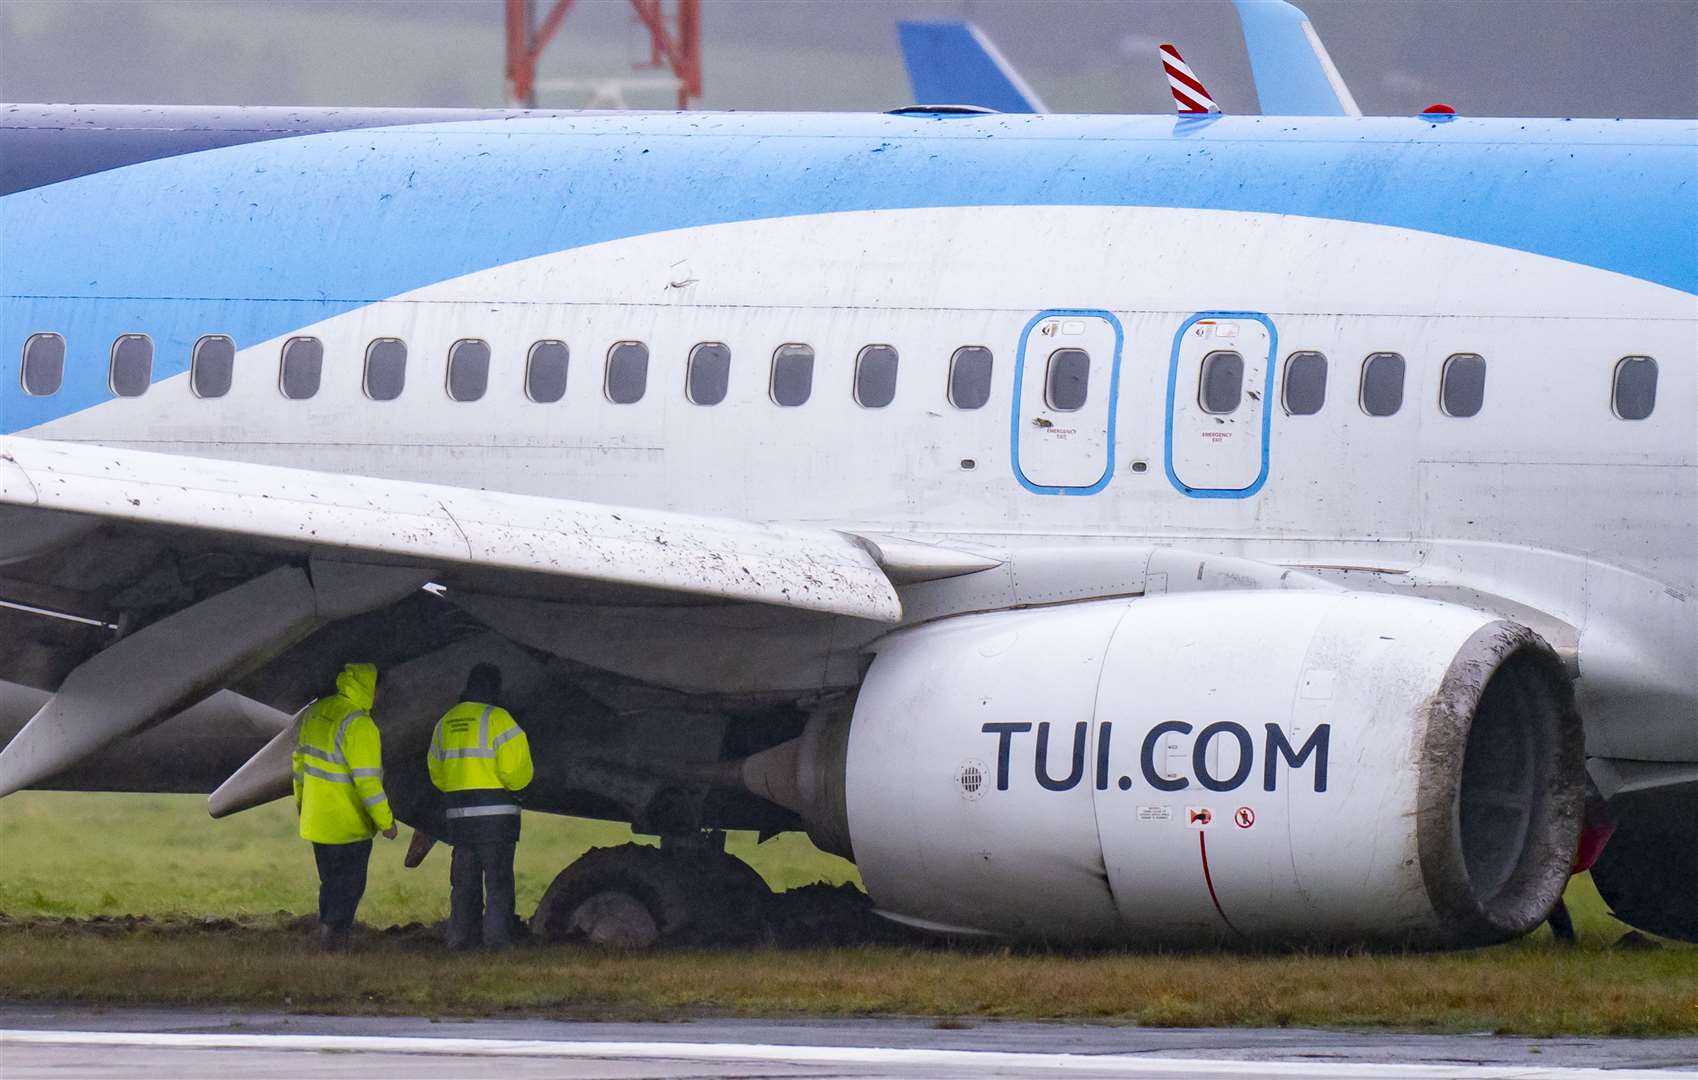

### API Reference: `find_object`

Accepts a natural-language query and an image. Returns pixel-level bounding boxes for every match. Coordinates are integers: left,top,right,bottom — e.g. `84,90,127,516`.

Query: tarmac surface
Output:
1,1005,1695,1079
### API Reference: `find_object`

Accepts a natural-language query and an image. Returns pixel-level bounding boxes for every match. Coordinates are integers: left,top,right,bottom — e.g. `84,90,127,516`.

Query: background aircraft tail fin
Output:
896,20,1048,114
1159,43,1222,114
1232,0,1362,116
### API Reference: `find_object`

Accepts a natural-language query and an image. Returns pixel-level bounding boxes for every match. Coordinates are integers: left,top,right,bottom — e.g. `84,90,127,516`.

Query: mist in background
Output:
1,0,1693,118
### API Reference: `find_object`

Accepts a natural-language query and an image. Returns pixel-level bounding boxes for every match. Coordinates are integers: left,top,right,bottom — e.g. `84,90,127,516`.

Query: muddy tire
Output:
531,843,771,948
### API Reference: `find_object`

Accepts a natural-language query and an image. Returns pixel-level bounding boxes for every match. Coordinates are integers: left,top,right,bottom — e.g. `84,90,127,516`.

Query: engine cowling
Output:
835,591,1582,947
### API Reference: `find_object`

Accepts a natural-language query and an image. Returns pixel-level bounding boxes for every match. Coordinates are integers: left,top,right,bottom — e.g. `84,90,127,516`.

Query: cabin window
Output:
948,346,993,410
1198,350,1244,415
526,340,568,403
854,344,899,408
605,340,649,404
1281,351,1326,415
687,342,730,406
20,333,65,397
770,343,814,407
109,334,152,398
1612,356,1657,420
1045,348,1090,412
191,335,235,399
447,339,491,402
280,337,323,399
1360,352,1405,417
1440,353,1486,417
363,337,407,401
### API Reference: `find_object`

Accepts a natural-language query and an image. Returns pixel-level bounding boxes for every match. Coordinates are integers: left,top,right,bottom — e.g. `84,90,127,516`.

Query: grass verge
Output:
1,917,1694,1035
2,792,1694,1035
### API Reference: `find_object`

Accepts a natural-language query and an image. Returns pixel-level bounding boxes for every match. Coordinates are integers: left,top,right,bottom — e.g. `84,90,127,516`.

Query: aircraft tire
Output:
530,841,770,947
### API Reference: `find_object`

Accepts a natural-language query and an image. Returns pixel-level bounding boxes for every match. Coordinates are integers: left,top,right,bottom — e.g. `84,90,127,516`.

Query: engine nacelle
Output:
841,591,1583,947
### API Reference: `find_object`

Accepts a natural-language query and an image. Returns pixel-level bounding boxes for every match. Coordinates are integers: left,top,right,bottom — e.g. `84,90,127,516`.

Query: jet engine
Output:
765,590,1583,947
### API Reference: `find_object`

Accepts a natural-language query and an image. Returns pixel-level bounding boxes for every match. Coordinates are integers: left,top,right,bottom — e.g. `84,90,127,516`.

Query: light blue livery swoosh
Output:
2,112,1693,433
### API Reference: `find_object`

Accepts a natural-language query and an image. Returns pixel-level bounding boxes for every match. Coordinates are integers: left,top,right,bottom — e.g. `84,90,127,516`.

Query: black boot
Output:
319,923,351,953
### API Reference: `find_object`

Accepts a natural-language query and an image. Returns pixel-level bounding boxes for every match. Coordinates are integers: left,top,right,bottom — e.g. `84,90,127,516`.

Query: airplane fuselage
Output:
4,106,1692,771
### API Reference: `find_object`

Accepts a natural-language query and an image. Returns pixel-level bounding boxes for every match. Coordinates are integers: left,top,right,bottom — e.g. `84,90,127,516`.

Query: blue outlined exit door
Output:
1011,309,1124,495
1165,312,1276,498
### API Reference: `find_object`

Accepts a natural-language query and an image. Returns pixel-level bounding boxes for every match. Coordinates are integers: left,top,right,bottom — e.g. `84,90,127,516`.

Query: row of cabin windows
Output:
1194,348,1658,421
1311,351,1485,418
17,332,1663,422
15,333,997,412
1048,343,1655,422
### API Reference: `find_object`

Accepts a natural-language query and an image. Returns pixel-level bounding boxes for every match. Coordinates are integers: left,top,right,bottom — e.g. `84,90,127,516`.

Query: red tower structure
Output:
505,0,703,109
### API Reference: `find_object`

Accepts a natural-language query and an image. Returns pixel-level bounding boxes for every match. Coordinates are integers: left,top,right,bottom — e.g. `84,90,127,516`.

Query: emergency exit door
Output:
1166,312,1275,497
1013,310,1123,495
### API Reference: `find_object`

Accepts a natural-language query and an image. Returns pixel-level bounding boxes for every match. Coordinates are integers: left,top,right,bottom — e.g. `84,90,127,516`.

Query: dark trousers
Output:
1548,897,1577,944
312,839,372,932
449,840,517,949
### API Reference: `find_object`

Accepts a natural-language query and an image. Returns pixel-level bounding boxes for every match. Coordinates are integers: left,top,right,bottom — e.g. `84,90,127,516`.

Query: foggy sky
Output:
1,0,1694,118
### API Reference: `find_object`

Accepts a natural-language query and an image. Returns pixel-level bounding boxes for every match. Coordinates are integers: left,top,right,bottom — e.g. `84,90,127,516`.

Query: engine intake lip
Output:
1416,622,1584,946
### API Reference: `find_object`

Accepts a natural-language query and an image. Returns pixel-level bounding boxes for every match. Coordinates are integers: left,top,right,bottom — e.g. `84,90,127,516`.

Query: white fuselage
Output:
24,205,1698,764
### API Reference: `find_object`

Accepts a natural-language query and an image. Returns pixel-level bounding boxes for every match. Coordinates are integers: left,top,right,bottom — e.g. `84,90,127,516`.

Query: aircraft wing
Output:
0,433,907,797
896,20,1048,113
0,435,900,622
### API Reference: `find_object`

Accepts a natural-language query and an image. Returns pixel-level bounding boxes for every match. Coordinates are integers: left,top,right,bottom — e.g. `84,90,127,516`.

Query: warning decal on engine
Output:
1137,805,1172,822
1187,806,1214,829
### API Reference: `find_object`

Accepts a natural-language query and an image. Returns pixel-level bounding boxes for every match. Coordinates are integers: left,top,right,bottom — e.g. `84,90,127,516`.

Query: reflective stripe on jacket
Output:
428,701,534,819
291,663,393,844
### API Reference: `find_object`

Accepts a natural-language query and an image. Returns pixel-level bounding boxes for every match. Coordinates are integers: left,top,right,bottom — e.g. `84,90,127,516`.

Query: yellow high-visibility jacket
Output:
428,701,533,823
292,663,394,844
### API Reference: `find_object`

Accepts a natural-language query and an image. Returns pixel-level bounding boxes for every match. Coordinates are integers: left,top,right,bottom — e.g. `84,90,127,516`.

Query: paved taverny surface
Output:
0,1005,1694,1078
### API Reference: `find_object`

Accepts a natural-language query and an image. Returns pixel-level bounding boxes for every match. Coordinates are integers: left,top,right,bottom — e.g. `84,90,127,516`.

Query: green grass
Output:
2,792,1694,1035
0,919,1692,1035
0,792,859,923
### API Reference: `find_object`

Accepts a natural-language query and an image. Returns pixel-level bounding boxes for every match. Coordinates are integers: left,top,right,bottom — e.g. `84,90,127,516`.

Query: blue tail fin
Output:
896,20,1048,114
1232,0,1361,116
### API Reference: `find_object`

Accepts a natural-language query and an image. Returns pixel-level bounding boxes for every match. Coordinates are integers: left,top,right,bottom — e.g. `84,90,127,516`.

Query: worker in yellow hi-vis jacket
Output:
292,662,398,952
428,662,533,950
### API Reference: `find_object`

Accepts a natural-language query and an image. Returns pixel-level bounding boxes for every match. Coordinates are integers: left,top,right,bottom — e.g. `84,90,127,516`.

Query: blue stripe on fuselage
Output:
2,111,1693,434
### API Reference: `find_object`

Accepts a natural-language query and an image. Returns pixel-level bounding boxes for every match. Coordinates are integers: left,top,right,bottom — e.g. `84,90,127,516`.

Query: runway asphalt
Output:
1,1005,1694,1079
3,1005,1698,1073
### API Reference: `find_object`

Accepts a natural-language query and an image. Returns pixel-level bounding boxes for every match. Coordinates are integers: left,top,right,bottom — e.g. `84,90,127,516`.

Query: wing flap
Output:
0,436,901,623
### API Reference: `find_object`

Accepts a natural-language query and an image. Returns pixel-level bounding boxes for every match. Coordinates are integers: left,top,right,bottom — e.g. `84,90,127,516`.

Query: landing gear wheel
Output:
531,842,772,948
